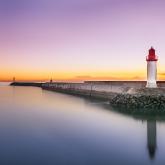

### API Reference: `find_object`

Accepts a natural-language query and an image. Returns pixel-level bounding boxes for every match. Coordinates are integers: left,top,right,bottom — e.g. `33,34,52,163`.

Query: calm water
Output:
0,84,165,165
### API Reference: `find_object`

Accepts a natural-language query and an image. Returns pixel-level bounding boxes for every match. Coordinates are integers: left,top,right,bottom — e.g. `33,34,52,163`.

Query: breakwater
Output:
110,88,165,114
42,81,165,112
11,81,165,113
10,82,43,87
42,81,165,97
42,81,143,100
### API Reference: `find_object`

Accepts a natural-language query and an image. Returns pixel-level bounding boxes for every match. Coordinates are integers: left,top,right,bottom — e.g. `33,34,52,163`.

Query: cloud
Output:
158,73,165,76
130,76,145,80
71,75,145,81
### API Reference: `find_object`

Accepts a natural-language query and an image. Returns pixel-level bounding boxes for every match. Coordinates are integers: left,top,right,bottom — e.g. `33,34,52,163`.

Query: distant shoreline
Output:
10,82,43,87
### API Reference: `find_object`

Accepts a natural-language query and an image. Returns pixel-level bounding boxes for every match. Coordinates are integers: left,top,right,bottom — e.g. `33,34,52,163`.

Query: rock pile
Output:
110,93,165,114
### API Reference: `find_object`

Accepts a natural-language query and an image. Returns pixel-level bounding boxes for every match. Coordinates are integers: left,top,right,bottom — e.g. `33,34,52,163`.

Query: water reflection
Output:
92,102,161,161
1,85,165,165
147,120,157,159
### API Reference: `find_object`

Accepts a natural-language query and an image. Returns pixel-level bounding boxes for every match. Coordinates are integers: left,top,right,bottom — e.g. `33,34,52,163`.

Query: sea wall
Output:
42,81,165,111
42,81,165,97
41,81,143,99
10,82,43,87
42,82,115,99
10,81,165,112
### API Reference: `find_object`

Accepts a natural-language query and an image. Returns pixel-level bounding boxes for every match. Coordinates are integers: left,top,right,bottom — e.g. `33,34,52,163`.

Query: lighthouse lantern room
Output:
146,47,158,88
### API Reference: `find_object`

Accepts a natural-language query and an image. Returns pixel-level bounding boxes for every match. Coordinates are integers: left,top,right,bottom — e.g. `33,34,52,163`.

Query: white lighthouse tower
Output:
146,47,158,88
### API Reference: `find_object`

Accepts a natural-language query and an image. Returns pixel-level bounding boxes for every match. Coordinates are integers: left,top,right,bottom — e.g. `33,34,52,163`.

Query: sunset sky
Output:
1,0,165,82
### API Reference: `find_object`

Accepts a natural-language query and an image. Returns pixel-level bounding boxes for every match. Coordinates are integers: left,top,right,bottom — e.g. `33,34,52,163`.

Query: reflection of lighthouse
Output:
147,120,157,159
146,47,158,88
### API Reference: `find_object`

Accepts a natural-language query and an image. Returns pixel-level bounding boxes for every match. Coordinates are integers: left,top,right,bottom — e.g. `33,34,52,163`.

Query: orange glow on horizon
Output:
0,70,160,82
1,67,165,82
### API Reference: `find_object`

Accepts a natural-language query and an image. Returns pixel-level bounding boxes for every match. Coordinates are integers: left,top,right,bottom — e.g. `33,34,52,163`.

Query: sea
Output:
0,82,165,165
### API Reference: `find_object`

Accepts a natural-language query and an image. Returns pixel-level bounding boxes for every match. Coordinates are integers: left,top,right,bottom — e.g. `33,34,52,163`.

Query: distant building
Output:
146,47,158,88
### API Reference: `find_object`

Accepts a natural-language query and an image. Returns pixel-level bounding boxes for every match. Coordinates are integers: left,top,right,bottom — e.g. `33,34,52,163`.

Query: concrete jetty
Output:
42,81,165,97
10,81,165,113
41,81,165,112
10,82,43,87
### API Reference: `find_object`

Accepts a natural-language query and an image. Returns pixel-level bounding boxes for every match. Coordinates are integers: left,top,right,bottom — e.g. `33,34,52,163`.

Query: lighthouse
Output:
146,47,158,88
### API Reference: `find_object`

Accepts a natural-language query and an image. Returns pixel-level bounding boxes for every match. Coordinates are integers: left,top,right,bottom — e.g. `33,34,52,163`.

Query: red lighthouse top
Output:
146,47,158,61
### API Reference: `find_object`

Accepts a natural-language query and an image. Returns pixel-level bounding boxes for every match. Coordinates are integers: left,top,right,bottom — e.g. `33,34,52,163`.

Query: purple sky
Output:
1,0,165,81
